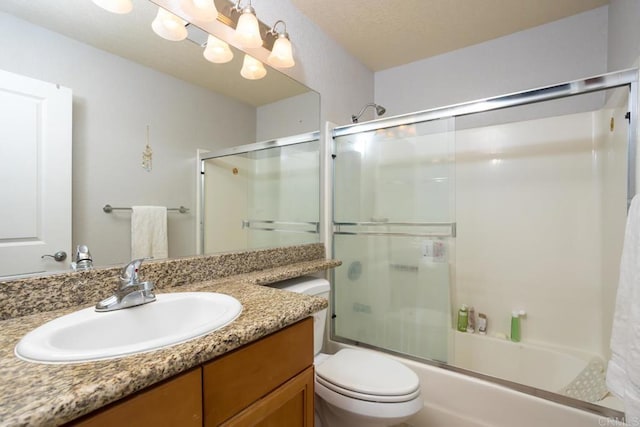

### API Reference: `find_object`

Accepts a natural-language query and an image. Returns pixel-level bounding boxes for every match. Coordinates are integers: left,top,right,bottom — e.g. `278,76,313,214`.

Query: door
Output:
332,118,456,363
0,69,72,277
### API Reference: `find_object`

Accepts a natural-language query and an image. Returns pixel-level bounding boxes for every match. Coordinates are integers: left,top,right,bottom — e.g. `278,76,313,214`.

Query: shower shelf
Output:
333,221,456,238
242,219,320,234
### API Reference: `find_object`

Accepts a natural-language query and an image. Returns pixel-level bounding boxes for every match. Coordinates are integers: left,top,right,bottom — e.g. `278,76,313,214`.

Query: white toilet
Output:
270,276,423,427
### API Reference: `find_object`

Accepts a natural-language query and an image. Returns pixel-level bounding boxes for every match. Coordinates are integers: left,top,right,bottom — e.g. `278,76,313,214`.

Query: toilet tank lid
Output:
269,276,330,296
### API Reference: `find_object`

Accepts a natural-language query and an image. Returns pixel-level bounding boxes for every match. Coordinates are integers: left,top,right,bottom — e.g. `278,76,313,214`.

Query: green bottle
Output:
457,304,469,332
510,310,526,342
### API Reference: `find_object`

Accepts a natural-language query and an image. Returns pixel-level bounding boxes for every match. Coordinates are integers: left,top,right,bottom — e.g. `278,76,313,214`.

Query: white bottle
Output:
478,313,487,335
466,306,476,333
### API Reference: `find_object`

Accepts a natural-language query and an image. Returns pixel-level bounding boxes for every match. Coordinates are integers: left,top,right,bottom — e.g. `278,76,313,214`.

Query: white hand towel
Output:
131,206,168,260
607,195,640,422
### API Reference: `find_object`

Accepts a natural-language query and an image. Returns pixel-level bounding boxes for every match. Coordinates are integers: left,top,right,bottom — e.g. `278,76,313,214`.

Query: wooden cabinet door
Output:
69,368,202,427
203,318,313,426
222,366,314,427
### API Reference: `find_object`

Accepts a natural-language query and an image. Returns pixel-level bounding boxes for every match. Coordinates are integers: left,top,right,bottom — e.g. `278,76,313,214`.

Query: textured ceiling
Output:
1,0,612,102
290,0,610,71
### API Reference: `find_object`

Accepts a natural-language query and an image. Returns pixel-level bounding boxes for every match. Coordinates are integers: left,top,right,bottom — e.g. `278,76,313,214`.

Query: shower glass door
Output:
332,118,455,362
201,135,320,254
329,71,636,416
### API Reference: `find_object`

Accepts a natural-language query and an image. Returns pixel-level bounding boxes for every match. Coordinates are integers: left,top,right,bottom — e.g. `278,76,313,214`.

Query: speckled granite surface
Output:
0,243,338,320
0,244,341,427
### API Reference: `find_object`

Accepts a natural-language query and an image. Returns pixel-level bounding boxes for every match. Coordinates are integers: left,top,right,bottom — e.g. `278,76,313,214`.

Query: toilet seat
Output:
316,375,421,403
315,349,420,403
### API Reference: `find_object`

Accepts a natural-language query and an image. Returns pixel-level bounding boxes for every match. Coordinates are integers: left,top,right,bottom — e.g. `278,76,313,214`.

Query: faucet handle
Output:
73,244,93,271
75,245,92,262
120,258,148,286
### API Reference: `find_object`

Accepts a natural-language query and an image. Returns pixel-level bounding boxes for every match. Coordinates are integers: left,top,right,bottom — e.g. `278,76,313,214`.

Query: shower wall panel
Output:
454,106,626,356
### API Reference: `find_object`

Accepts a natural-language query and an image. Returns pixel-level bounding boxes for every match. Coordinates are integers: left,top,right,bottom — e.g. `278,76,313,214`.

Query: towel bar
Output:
103,204,189,214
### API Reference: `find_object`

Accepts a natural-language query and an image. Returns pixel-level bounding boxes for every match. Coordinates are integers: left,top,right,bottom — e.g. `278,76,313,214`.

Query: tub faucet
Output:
95,258,156,312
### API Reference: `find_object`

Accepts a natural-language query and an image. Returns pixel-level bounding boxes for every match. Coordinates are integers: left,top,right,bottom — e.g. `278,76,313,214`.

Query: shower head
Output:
351,103,386,123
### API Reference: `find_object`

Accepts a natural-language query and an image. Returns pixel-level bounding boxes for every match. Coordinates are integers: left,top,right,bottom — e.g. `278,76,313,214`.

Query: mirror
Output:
201,135,321,254
0,0,320,277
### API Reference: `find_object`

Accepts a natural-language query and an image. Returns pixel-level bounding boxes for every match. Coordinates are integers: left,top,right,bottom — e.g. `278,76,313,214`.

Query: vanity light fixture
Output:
152,7,188,41
203,34,234,64
240,54,267,80
233,0,263,49
91,0,133,14
179,0,218,23
266,20,294,68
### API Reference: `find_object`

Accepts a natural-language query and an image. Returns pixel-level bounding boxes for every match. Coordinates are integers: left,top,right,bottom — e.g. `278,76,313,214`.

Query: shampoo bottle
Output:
466,306,476,333
510,310,526,342
457,304,469,332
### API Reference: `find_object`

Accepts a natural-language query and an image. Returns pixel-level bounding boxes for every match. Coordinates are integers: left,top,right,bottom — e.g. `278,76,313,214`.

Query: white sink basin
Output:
15,292,242,364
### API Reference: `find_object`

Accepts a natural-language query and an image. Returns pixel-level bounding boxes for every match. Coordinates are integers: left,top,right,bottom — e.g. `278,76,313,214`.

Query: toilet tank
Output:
269,276,330,356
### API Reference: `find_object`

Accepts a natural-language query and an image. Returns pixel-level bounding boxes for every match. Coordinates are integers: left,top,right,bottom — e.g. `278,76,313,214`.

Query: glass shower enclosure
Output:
331,69,638,416
333,118,456,362
199,132,320,254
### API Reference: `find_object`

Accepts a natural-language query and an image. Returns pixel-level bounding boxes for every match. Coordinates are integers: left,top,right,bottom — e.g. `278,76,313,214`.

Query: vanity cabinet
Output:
203,317,314,426
67,317,313,427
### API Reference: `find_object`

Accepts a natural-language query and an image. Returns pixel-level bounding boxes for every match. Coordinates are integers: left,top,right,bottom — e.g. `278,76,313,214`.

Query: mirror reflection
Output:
0,0,319,278
202,135,320,255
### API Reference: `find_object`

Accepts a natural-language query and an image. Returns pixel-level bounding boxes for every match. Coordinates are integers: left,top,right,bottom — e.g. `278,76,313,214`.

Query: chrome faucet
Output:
95,258,156,312
72,244,93,271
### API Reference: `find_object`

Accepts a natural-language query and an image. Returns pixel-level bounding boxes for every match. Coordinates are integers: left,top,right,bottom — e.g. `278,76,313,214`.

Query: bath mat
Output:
559,357,609,402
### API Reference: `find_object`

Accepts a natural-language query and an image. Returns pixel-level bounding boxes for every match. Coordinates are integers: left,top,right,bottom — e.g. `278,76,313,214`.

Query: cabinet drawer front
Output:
69,368,202,427
203,317,313,426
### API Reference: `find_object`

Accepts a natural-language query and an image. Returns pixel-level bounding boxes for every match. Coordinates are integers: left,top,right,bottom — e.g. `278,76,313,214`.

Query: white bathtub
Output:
452,331,599,395
400,353,623,427
329,335,624,427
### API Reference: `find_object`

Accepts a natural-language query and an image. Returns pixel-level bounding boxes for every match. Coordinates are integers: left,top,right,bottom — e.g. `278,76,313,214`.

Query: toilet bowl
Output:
269,276,423,427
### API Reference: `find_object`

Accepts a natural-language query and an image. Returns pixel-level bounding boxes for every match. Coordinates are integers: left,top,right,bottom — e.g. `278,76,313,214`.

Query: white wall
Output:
0,12,256,267
256,92,319,141
251,0,374,127
607,0,640,71
374,6,609,116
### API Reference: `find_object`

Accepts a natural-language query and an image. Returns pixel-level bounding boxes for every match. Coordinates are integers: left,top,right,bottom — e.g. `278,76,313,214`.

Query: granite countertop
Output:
0,261,337,426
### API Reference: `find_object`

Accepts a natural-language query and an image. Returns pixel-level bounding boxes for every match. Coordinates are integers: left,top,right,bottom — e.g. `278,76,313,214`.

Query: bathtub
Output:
329,334,625,427
452,331,604,396
400,353,623,427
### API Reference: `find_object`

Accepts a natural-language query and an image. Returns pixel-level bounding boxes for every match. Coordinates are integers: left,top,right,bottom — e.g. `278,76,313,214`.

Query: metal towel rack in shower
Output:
103,204,189,213
242,219,320,234
333,221,456,238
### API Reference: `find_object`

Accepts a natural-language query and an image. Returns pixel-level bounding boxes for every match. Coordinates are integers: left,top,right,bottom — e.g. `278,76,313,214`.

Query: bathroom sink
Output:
15,292,242,363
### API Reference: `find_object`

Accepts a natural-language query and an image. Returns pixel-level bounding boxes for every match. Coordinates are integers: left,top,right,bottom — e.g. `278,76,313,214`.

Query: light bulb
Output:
179,0,218,22
267,35,295,68
91,0,133,14
234,7,262,49
152,8,188,42
240,54,267,80
203,35,234,64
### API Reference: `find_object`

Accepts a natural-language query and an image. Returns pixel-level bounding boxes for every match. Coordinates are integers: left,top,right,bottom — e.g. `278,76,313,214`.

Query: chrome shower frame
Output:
329,68,639,420
335,68,638,207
